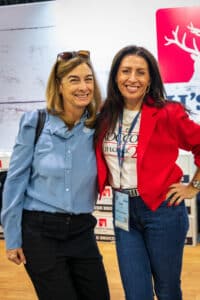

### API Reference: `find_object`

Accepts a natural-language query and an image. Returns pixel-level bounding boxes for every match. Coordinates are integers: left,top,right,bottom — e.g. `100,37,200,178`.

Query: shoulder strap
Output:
34,109,46,145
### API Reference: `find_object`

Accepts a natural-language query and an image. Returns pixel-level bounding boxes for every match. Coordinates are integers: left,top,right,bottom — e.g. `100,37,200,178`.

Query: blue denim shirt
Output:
1,110,97,249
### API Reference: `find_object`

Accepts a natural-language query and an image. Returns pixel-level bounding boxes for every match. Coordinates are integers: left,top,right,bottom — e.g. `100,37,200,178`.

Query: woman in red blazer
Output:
95,45,200,300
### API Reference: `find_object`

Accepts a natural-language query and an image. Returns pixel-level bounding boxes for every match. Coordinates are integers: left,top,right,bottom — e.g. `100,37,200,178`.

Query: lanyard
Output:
117,110,140,170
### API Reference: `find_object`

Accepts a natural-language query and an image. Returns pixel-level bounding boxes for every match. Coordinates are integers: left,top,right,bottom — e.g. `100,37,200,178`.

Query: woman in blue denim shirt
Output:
1,51,110,300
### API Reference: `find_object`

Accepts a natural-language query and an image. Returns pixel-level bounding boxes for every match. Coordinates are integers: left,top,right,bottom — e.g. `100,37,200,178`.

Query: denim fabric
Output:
2,110,98,249
113,196,189,300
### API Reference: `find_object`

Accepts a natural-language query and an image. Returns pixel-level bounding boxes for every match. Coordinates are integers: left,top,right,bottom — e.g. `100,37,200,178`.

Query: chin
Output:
76,101,90,108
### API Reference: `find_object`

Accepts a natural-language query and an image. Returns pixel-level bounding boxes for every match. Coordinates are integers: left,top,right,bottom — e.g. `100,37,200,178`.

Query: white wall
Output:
0,1,57,101
0,0,199,150
55,0,200,95
0,2,57,150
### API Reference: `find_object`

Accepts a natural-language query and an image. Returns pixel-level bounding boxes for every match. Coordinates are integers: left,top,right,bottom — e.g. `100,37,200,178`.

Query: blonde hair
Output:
46,56,101,128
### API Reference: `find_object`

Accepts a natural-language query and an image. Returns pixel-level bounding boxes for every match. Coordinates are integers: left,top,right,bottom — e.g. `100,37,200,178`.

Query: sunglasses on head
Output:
57,50,90,62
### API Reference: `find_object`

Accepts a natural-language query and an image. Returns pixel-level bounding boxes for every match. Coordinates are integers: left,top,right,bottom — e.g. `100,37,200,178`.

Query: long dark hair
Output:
95,45,167,140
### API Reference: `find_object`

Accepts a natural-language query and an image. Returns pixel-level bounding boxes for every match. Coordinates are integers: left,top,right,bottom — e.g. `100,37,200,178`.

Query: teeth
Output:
76,95,88,98
126,86,138,92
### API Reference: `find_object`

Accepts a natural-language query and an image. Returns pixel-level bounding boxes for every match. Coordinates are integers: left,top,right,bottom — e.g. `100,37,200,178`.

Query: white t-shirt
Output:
103,109,141,189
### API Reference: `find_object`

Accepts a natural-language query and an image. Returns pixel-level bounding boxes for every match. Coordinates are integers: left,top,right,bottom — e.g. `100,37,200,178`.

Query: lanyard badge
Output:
114,110,140,231
117,110,140,169
115,191,129,231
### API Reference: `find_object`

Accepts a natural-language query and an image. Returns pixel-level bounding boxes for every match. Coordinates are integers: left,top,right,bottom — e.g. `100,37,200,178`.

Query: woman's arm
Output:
166,167,200,206
1,111,38,250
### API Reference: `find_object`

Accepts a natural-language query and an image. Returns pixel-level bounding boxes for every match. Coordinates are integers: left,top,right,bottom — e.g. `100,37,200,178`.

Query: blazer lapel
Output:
137,103,159,162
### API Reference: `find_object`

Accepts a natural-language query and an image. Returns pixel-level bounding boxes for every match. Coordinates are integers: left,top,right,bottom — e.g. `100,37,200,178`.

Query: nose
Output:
128,71,137,82
78,80,88,90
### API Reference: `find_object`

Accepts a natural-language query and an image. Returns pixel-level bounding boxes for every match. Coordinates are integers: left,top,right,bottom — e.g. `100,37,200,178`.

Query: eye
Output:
137,69,146,75
69,78,79,83
85,77,93,83
85,75,94,82
121,69,130,74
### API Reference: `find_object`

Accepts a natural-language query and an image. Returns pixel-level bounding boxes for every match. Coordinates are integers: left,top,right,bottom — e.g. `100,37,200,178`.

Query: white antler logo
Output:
164,24,200,83
187,22,200,37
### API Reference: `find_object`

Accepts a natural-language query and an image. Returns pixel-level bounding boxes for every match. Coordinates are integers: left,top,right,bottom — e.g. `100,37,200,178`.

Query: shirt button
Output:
66,188,69,192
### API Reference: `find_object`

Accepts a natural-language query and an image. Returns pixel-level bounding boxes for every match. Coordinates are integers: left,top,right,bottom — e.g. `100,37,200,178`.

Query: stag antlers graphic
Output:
187,22,200,37
164,24,200,82
164,25,200,56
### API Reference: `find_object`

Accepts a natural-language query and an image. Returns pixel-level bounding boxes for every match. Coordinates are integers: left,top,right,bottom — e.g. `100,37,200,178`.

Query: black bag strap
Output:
34,109,46,145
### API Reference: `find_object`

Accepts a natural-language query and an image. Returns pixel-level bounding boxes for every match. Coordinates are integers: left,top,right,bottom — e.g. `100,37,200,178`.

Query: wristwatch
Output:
192,180,200,190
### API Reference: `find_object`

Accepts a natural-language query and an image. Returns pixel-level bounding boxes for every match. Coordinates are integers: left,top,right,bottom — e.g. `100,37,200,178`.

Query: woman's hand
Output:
6,248,26,265
166,182,199,206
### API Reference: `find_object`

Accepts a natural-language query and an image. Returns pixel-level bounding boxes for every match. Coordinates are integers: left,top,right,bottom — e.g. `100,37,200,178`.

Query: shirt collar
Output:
48,111,88,135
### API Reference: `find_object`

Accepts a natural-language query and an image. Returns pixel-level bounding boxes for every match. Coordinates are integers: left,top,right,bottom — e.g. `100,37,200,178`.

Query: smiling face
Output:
59,62,94,114
116,54,151,110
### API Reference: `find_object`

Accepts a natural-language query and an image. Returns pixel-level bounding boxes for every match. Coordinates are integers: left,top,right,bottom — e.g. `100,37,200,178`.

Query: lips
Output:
75,93,89,99
126,85,139,92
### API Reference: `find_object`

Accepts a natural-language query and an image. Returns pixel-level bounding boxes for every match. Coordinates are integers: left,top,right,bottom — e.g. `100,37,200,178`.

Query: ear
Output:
58,81,63,95
146,82,151,94
147,81,151,91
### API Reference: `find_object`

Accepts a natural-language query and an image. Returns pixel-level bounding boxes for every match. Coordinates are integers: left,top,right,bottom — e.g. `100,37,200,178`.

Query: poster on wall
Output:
156,6,200,123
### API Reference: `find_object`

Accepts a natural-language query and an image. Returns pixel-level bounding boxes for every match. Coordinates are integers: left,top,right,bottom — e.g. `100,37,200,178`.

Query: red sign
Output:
102,186,111,197
156,6,200,83
99,218,107,227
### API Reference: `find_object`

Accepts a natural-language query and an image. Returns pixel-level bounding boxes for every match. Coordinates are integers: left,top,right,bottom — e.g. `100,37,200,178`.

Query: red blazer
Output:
95,100,200,211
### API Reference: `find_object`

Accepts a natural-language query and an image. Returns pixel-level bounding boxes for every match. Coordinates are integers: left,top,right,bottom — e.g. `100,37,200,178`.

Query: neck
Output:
124,99,143,111
62,108,85,128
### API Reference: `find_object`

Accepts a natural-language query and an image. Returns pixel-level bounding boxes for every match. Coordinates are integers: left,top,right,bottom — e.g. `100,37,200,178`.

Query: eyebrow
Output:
67,74,93,79
121,66,148,70
67,75,79,80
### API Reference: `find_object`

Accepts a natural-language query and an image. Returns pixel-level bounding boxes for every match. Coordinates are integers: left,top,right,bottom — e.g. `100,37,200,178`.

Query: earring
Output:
146,84,150,94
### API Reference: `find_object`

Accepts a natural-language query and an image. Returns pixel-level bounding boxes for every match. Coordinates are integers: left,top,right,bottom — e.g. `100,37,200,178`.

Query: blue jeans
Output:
113,196,189,300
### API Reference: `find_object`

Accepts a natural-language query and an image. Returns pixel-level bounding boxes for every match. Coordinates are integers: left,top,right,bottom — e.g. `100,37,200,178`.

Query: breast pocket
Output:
33,137,66,177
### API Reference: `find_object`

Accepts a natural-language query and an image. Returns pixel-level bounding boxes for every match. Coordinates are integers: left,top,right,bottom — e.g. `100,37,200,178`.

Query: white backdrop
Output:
0,0,200,151
0,2,58,150
55,0,200,97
